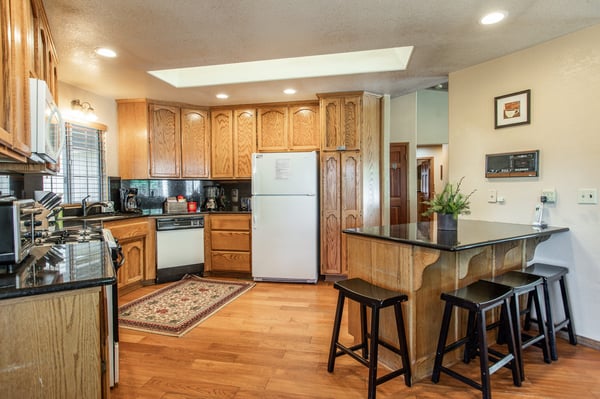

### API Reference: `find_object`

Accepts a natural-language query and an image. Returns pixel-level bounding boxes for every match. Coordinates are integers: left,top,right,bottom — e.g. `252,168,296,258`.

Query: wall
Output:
56,82,119,176
449,24,600,342
417,90,449,145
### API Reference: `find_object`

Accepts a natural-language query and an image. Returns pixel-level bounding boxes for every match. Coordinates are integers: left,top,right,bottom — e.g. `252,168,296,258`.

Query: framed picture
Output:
494,89,530,129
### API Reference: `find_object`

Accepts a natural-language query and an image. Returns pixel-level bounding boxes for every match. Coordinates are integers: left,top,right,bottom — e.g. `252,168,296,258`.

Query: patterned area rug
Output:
118,275,255,337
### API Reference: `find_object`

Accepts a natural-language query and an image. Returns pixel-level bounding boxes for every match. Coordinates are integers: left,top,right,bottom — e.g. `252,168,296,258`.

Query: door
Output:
417,157,434,222
390,143,409,224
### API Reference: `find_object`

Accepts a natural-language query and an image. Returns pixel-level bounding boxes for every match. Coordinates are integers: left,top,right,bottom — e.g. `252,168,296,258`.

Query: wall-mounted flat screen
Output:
485,150,539,178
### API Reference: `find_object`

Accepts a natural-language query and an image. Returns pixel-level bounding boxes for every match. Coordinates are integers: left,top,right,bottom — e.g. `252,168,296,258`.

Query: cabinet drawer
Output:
211,251,251,272
211,231,250,251
210,215,250,230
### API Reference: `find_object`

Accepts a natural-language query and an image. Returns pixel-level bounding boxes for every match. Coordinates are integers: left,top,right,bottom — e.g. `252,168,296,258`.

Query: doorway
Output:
389,143,408,224
417,157,434,222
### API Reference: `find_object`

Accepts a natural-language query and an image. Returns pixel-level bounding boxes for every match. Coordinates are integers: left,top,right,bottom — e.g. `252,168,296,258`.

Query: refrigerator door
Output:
252,195,318,283
252,152,317,196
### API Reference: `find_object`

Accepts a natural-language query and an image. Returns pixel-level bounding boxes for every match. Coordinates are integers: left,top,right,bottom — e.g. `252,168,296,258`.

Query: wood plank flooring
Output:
111,280,600,399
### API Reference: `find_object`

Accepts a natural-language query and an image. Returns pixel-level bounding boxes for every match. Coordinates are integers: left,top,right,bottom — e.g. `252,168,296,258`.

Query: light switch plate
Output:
577,188,598,204
488,189,497,203
542,189,556,203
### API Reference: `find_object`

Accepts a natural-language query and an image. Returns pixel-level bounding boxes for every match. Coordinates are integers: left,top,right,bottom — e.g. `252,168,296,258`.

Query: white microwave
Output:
29,78,65,164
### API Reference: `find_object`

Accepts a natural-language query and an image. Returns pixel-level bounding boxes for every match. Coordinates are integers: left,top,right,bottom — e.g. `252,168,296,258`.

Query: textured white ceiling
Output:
43,0,600,106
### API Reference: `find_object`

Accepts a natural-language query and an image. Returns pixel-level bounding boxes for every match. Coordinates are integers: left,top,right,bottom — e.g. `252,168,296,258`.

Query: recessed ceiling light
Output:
216,93,229,99
148,46,413,88
480,11,506,25
95,47,117,58
283,88,297,95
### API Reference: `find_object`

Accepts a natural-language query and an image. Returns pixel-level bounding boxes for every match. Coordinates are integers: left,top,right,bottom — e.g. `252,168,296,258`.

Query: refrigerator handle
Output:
252,197,258,230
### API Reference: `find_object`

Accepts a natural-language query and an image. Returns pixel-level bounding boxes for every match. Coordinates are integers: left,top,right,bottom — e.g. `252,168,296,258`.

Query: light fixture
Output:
216,93,229,99
283,88,297,95
95,47,117,58
71,99,98,121
480,11,506,25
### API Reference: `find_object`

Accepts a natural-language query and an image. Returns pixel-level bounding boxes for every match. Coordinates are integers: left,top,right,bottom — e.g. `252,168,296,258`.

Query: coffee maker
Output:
203,186,218,211
121,188,141,213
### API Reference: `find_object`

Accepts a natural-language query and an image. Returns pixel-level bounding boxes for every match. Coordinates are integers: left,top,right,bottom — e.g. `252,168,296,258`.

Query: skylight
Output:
148,47,414,88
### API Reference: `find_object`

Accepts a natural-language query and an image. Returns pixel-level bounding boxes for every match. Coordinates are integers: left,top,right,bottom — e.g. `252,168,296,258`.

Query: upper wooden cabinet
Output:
210,108,256,179
117,99,210,179
257,102,319,152
318,94,362,151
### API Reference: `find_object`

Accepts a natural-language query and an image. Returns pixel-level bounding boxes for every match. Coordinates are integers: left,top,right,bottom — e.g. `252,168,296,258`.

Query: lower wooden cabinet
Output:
0,287,108,398
205,214,252,274
104,217,156,294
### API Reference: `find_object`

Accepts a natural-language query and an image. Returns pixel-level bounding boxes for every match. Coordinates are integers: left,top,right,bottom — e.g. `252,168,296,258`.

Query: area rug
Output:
118,275,255,337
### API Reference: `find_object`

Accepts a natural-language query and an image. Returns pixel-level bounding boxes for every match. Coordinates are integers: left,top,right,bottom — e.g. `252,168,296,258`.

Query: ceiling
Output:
42,0,600,106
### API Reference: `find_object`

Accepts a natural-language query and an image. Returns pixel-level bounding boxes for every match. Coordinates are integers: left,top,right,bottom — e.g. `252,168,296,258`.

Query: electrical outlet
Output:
577,188,598,204
542,189,556,203
488,189,497,203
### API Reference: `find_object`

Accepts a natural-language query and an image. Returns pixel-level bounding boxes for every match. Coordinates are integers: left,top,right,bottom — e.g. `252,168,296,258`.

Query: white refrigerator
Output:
251,151,319,283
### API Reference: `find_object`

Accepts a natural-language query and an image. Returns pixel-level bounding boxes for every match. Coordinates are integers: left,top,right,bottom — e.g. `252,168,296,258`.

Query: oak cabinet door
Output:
210,109,234,178
257,106,288,151
234,109,256,178
320,95,361,151
289,104,319,150
149,104,181,178
181,108,209,178
320,152,342,275
117,238,145,289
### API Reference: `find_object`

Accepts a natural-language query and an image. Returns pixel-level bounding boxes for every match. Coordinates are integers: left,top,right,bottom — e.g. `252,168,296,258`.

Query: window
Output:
44,122,107,203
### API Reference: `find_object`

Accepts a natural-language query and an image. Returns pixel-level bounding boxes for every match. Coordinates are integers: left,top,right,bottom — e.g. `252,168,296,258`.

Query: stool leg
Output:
523,291,534,330
367,307,380,399
532,285,551,364
510,295,525,382
541,280,559,361
432,302,453,383
360,303,369,359
559,277,577,345
328,292,345,372
394,302,412,387
463,310,477,364
477,309,492,399
502,299,522,388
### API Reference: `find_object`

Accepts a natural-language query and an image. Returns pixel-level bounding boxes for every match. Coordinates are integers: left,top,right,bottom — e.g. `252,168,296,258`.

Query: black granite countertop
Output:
343,220,569,251
0,241,116,300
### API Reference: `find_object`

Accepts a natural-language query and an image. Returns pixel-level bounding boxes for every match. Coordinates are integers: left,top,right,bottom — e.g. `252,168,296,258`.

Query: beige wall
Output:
56,82,119,177
449,24,600,342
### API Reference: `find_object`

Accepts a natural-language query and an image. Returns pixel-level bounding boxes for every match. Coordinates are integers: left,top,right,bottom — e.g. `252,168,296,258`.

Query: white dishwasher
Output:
156,215,204,283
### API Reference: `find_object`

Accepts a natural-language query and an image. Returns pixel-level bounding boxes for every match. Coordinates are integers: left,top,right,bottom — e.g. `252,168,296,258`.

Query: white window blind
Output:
43,122,107,203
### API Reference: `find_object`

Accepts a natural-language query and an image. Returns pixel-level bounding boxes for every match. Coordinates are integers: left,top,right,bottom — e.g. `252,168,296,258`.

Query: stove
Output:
35,227,105,245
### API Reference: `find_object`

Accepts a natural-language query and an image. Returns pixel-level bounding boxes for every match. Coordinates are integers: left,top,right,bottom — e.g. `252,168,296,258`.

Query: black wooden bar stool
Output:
327,278,411,399
522,263,577,360
431,280,521,399
482,270,551,382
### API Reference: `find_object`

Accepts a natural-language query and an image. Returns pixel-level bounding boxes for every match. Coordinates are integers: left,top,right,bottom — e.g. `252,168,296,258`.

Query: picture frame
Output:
494,89,530,129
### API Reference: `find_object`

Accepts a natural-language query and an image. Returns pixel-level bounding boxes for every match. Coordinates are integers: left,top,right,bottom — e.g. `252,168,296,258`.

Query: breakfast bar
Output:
342,220,569,382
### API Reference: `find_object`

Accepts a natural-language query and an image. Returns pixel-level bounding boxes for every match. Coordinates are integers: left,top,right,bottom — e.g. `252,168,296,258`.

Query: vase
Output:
437,213,458,231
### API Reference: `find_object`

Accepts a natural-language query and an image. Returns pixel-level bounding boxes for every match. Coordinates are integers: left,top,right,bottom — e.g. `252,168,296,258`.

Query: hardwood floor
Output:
111,280,600,399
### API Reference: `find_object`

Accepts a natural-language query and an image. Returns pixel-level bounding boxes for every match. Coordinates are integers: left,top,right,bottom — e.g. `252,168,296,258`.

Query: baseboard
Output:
557,330,600,350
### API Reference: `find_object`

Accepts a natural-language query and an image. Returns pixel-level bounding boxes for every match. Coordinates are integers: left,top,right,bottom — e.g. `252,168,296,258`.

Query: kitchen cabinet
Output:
318,92,382,277
210,108,256,179
204,214,252,274
104,218,156,294
117,99,210,179
257,102,319,152
318,93,362,151
320,151,361,275
0,287,108,398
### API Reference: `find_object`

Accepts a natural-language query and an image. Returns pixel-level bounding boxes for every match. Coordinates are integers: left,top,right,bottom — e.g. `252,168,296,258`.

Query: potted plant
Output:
422,177,476,230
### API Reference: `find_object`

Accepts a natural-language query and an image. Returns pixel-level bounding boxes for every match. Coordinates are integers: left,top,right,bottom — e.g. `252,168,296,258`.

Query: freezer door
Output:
251,195,318,282
252,152,317,195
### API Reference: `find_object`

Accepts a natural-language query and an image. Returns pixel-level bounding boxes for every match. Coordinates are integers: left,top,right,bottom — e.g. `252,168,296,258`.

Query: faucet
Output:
82,195,110,217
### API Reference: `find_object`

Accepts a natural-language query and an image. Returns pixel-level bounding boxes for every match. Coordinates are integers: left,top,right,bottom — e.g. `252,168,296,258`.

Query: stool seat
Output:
486,271,542,292
432,280,521,399
522,263,577,360
334,277,408,307
328,278,411,399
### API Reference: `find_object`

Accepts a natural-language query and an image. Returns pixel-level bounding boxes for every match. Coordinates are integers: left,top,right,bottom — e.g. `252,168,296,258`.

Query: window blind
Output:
43,122,106,203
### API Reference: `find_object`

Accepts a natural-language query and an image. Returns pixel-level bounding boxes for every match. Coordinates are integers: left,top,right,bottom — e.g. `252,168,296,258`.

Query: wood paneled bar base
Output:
342,220,569,383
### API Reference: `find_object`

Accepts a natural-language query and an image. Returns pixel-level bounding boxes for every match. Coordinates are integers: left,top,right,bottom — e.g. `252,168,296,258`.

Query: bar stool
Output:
327,278,411,399
431,280,521,399
522,263,577,360
482,271,551,382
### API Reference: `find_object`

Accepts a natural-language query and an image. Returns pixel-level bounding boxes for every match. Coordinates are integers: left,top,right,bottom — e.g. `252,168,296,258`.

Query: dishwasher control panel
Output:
156,216,204,231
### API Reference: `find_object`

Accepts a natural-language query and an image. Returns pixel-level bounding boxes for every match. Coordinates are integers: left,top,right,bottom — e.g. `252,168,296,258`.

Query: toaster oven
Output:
0,199,36,264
